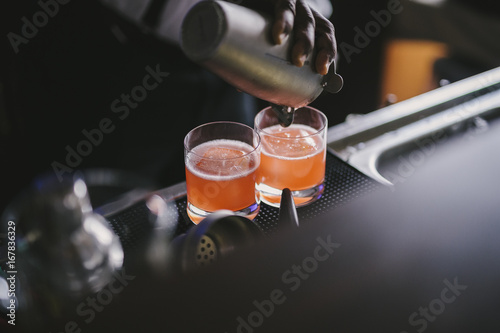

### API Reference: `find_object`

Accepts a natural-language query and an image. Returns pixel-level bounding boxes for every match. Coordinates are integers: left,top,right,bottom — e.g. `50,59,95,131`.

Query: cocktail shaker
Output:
2,174,124,330
180,0,343,125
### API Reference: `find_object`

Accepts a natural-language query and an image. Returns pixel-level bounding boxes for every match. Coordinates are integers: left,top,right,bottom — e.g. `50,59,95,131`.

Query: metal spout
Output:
271,104,296,127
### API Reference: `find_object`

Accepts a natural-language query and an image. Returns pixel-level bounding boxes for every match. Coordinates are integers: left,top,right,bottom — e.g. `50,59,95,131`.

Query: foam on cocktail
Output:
260,124,324,159
186,139,259,181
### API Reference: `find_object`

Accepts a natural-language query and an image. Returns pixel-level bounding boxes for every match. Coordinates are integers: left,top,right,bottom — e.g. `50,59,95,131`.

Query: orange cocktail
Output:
255,107,327,207
184,122,261,223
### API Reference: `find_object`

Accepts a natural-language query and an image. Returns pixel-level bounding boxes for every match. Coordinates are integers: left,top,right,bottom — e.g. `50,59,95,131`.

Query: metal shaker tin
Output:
180,0,343,109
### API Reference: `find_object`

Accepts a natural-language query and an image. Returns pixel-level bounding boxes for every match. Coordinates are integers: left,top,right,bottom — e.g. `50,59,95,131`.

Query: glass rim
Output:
255,106,327,139
184,121,261,160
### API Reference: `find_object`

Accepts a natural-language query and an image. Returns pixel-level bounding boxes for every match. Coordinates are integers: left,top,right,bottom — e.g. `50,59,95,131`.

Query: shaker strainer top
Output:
196,235,218,266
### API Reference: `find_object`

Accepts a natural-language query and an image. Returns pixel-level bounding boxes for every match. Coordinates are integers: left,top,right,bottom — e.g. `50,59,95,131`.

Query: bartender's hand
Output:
241,0,337,75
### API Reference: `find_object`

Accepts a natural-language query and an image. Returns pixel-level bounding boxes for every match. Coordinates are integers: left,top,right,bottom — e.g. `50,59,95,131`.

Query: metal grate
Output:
105,153,382,254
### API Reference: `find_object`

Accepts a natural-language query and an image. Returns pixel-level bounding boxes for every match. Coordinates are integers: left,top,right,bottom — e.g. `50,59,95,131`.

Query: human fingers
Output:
311,7,336,75
290,0,315,67
271,0,296,45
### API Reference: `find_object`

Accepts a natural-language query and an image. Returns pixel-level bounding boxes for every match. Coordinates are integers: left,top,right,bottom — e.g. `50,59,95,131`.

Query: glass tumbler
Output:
254,106,327,207
184,121,261,224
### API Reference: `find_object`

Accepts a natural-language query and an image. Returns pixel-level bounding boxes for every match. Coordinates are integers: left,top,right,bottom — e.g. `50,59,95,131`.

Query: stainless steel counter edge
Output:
327,66,500,186
327,66,500,156
96,181,187,218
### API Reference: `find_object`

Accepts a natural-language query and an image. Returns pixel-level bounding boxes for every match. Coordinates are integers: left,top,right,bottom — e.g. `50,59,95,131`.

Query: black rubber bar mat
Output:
106,152,383,255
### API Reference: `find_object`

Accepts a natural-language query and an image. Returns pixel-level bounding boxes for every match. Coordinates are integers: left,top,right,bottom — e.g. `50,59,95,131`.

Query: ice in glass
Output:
255,106,327,207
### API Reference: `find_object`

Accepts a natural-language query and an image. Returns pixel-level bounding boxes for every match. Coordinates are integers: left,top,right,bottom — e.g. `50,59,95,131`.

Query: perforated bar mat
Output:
105,153,383,254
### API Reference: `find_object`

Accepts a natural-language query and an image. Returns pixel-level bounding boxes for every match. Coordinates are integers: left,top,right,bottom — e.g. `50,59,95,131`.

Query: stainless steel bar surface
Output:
327,66,500,185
